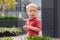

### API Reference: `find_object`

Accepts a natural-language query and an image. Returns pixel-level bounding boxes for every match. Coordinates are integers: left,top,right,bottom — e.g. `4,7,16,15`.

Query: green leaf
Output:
25,35,52,40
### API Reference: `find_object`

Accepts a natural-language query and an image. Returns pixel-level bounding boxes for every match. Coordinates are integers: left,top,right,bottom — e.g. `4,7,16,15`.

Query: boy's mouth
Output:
30,15,35,17
31,15,34,16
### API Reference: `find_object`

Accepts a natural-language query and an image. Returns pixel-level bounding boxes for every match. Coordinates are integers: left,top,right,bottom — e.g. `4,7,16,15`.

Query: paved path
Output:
12,34,27,40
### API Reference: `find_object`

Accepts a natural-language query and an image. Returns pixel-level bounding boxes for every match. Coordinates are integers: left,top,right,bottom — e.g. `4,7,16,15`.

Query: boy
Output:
23,3,42,37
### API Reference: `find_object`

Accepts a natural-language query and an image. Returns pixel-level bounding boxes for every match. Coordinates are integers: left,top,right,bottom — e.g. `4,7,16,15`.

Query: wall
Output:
42,0,55,37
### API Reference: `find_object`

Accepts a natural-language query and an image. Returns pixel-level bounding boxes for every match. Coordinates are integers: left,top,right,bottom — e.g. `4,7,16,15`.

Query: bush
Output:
25,35,52,40
0,27,22,37
0,16,23,20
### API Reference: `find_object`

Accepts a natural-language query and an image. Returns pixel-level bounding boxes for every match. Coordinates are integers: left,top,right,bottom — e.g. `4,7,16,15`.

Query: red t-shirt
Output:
24,17,42,36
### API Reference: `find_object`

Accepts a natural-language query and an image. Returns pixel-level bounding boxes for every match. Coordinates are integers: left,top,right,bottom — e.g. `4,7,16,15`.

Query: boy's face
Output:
26,6,38,18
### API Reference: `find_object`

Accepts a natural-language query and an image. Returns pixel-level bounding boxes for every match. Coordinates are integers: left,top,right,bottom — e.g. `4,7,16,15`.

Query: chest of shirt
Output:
27,20,36,27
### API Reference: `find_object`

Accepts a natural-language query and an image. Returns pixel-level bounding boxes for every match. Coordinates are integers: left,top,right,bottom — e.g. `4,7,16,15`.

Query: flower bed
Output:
0,27,22,37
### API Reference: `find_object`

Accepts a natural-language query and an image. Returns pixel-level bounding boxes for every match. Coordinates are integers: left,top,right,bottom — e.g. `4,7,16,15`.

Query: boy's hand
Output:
23,26,33,31
23,26,28,29
27,26,33,29
23,26,31,31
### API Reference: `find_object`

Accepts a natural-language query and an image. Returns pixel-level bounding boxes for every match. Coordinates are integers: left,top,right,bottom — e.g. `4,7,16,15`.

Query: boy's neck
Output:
29,16,37,20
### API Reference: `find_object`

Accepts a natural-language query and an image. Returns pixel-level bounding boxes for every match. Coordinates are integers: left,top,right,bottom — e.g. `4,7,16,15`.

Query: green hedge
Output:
0,16,23,20
25,35,52,40
0,37,13,40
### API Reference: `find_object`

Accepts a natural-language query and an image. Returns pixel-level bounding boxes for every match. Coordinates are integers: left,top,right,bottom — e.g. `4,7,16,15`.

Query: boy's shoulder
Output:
35,18,40,21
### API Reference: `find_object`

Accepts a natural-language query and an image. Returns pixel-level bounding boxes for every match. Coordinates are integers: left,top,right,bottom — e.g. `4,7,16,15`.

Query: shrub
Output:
0,16,23,20
0,27,22,37
25,35,52,40
0,37,13,40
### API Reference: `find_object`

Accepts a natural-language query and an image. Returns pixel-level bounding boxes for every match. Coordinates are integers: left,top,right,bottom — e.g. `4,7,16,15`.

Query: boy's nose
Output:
31,11,34,13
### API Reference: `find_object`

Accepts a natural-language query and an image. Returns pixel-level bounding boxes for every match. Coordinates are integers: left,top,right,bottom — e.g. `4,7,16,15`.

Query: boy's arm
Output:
23,26,29,31
23,20,30,31
29,26,41,32
29,20,42,32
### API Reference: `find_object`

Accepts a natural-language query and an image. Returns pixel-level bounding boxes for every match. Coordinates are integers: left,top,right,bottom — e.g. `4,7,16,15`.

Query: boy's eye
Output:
29,10,32,12
29,10,36,12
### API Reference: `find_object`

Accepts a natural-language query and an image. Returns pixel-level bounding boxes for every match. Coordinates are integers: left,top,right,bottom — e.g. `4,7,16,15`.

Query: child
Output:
23,3,42,37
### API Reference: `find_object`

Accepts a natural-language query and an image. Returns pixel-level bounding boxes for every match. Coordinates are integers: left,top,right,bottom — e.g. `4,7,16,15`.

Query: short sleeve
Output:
36,19,42,30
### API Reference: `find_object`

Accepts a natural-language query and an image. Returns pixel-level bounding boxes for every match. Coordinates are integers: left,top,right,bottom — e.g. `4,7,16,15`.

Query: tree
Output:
0,0,17,16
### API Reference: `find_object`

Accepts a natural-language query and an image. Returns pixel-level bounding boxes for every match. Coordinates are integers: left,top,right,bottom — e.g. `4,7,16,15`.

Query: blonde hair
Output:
26,3,38,10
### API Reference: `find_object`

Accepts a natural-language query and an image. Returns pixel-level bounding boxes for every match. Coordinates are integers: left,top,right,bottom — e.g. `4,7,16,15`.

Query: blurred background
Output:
0,0,42,36
0,0,42,19
0,0,42,40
